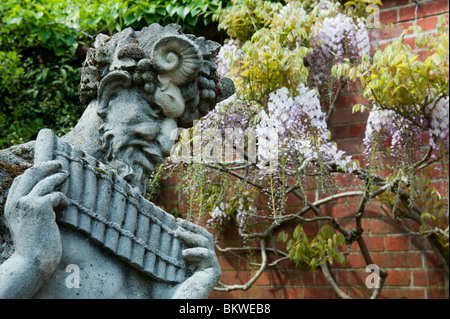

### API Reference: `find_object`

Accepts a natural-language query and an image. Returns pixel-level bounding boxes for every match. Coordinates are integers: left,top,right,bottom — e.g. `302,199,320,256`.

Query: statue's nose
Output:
132,122,161,142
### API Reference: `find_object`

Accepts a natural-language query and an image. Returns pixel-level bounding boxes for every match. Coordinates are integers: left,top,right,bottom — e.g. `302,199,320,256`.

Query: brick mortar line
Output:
397,10,450,24
220,267,445,272
379,0,443,12
238,283,445,289
372,28,440,46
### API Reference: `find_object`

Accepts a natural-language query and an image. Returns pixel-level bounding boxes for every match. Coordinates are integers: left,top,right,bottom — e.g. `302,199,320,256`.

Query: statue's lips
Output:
143,146,164,163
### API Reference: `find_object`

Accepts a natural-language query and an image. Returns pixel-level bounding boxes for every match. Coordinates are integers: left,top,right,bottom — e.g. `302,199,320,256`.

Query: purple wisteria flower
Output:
206,203,230,229
365,94,449,160
428,95,449,150
306,12,370,106
216,40,244,78
256,84,354,173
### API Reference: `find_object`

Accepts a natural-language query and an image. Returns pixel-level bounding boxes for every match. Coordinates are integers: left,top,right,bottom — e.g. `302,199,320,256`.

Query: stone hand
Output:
172,219,221,299
4,160,68,272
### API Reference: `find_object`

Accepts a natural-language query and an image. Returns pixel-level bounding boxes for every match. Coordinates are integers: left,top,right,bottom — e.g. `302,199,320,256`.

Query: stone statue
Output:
0,23,234,299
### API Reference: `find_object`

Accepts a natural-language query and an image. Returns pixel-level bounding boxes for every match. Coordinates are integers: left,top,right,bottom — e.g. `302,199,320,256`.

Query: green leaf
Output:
337,252,346,265
6,16,23,26
336,233,345,246
180,6,190,20
27,22,39,33
53,46,65,56
166,3,175,17
33,11,44,20
293,225,303,240
38,29,51,42
144,14,156,25
190,6,201,16
277,231,289,242
327,238,333,248
42,68,48,81
155,6,166,15
321,225,334,238
186,14,199,26
142,4,156,14
352,104,361,113
62,34,76,47
124,12,137,25
60,68,67,80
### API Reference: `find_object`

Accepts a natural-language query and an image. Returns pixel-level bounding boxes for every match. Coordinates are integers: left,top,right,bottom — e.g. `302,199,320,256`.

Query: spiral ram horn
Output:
151,35,202,86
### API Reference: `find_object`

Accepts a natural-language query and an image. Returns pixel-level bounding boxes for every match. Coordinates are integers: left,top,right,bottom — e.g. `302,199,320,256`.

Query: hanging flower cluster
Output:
256,84,355,173
206,203,230,229
428,95,449,151
206,196,256,235
201,94,257,134
364,94,449,160
216,40,244,79
363,106,423,161
306,11,370,107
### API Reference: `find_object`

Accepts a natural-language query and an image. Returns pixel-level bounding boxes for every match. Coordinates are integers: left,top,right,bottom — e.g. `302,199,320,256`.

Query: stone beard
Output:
97,85,179,193
81,23,235,194
0,22,235,299
99,120,147,192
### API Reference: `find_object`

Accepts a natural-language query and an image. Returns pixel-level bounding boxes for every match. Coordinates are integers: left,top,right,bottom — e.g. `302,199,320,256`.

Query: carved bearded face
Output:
79,24,235,192
99,86,177,192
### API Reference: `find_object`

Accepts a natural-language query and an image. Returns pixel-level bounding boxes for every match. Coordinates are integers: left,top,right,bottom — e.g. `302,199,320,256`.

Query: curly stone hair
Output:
79,23,234,128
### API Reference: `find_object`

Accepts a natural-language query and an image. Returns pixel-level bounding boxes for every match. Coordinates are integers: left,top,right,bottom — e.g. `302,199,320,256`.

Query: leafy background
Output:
0,0,227,148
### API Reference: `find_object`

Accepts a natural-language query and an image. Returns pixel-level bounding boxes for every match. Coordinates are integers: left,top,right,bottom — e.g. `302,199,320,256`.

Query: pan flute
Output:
34,129,193,283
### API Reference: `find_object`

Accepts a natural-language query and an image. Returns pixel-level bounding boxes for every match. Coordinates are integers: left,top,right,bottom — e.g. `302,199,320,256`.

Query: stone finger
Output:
182,247,213,268
42,192,69,211
12,160,63,196
177,218,214,243
175,227,212,249
28,172,68,197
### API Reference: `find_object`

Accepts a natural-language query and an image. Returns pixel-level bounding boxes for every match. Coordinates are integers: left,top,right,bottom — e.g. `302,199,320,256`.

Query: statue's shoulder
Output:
0,140,34,263
0,140,34,189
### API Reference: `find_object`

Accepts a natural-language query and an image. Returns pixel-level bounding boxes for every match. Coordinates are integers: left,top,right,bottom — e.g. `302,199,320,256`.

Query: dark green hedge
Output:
0,0,226,148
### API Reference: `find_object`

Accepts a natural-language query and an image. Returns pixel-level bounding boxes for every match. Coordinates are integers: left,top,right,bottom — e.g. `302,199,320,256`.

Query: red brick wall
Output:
157,0,449,299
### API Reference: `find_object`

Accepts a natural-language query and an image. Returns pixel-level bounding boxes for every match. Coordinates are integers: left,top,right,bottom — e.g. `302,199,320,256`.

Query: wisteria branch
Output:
320,262,351,299
326,80,348,124
201,130,448,298
214,240,268,292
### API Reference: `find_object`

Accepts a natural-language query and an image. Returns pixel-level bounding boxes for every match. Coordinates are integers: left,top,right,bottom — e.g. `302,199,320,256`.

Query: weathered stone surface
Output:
0,143,34,263
0,23,234,299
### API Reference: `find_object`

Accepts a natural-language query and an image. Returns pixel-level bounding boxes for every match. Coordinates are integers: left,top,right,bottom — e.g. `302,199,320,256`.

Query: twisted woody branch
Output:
209,161,447,298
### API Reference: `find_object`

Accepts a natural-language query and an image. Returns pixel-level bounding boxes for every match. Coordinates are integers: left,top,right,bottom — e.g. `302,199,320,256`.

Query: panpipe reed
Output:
34,129,194,283
117,201,138,261
167,232,180,282
62,146,84,227
130,213,149,268
143,222,159,277
91,169,113,244
78,156,97,234
57,141,70,195
104,175,127,253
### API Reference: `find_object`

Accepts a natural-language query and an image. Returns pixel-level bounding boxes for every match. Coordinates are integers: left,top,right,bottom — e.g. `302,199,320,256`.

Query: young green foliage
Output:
0,0,224,148
279,224,346,270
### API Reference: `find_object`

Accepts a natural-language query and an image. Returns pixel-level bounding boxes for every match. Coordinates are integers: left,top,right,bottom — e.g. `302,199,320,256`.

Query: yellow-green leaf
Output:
240,69,251,77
